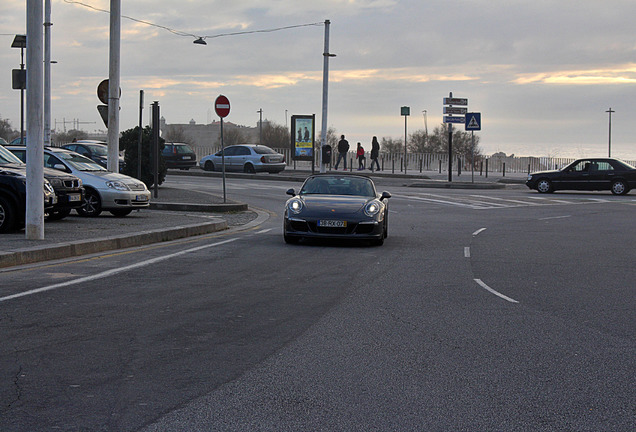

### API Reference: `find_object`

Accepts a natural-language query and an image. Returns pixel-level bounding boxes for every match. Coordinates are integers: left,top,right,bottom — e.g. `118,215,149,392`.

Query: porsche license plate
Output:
319,220,346,228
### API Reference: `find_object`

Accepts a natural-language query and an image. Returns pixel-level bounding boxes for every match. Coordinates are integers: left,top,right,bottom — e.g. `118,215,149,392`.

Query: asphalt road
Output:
1,175,634,431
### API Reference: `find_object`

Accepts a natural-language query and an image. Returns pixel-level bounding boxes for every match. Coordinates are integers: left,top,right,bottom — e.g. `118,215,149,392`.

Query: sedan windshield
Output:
55,152,107,172
301,176,375,197
0,145,25,165
86,144,108,157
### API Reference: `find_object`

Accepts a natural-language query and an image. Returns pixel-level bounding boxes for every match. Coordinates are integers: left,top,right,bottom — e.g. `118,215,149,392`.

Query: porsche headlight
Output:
364,200,381,217
288,198,303,214
106,180,130,191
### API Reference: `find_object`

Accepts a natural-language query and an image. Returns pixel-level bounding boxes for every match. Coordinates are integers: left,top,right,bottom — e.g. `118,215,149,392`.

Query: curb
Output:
0,219,227,269
406,181,505,189
149,202,248,212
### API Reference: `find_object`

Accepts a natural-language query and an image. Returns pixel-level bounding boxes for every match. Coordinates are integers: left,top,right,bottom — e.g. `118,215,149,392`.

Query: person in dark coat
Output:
334,135,350,170
370,136,380,171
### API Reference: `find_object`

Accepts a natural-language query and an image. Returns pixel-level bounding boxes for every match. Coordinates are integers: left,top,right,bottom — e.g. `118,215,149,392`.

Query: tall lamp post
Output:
11,35,27,143
319,19,335,173
606,107,614,158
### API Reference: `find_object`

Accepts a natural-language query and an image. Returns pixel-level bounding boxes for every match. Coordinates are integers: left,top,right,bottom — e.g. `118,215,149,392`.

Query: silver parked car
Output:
199,144,286,174
7,146,150,217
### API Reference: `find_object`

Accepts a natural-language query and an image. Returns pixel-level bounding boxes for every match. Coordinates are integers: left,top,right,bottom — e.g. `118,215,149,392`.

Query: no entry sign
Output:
215,95,230,118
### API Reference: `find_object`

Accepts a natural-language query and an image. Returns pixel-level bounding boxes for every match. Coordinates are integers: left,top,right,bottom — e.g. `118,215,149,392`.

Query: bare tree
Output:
216,128,247,147
380,136,403,153
0,116,17,141
262,121,290,149
163,126,191,144
52,129,88,146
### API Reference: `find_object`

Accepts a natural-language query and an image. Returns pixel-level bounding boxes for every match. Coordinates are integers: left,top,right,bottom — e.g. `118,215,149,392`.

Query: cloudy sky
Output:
1,0,636,158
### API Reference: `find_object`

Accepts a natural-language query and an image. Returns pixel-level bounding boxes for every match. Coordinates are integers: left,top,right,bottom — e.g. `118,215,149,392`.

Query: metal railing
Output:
190,146,636,175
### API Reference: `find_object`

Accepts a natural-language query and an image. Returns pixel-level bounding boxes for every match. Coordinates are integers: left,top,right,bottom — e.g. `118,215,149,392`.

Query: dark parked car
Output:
200,144,286,174
0,166,56,233
62,140,125,172
162,142,197,170
284,174,390,245
526,158,636,195
0,144,83,220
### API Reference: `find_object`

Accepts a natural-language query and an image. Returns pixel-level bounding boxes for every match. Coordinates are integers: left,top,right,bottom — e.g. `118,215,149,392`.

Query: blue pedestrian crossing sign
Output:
465,112,481,131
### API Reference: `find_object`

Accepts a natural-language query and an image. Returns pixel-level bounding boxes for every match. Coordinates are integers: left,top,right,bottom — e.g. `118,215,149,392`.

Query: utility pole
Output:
26,0,44,239
257,108,263,145
107,0,121,172
44,0,52,146
320,19,335,173
606,108,614,158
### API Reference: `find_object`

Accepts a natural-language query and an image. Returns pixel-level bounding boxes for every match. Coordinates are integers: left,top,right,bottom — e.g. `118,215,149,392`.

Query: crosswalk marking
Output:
394,192,618,210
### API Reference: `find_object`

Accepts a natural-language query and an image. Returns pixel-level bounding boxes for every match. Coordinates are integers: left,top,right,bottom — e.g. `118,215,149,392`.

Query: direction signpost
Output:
443,93,468,182
215,95,230,203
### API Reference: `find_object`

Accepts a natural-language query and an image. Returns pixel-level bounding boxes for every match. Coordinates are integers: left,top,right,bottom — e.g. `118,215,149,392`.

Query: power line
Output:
63,1,322,42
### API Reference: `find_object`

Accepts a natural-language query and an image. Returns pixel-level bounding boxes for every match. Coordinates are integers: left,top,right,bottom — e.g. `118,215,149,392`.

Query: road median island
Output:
0,219,227,269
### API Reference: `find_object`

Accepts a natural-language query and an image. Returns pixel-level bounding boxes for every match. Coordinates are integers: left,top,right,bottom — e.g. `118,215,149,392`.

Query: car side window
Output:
571,161,591,172
224,147,238,156
236,146,250,156
593,162,613,172
161,145,172,156
44,154,63,169
74,146,90,156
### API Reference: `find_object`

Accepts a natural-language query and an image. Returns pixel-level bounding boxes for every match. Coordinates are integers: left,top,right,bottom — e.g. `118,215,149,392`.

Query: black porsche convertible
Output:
284,174,391,246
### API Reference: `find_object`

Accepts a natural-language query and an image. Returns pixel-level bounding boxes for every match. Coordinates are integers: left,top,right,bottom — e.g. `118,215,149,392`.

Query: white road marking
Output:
255,229,272,234
473,279,519,303
0,238,238,303
472,228,487,236
539,215,571,221
464,247,471,258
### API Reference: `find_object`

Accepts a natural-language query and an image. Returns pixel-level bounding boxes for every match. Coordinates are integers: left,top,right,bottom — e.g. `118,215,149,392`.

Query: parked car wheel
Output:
77,188,102,217
110,209,133,217
243,163,256,174
46,209,71,221
204,160,215,172
0,196,16,233
536,179,553,193
611,180,629,195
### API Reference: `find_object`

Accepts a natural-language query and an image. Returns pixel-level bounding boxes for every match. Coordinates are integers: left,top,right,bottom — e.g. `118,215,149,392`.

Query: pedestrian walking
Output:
370,136,380,171
334,135,350,170
356,142,366,170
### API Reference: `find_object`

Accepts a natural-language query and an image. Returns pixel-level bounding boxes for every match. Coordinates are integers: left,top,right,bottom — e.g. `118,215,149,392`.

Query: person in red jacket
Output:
356,142,366,170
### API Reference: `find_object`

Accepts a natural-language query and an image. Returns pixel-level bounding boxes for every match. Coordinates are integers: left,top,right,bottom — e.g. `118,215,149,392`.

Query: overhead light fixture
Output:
193,37,207,45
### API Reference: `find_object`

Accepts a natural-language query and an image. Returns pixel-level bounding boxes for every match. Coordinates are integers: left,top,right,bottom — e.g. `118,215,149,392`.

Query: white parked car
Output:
199,144,286,174
7,146,150,217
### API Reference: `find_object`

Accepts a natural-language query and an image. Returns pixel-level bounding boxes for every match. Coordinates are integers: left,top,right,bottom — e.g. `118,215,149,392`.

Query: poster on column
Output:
290,114,315,161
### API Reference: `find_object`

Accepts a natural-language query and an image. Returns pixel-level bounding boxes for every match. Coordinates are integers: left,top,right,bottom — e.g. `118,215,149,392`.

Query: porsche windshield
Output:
301,176,375,197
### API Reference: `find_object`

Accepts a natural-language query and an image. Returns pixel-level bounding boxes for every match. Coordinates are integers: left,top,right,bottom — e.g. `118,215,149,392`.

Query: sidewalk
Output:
0,186,256,269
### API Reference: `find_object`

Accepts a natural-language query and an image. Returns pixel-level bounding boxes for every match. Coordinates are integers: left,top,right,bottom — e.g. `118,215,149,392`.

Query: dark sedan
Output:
526,158,636,195
284,174,390,246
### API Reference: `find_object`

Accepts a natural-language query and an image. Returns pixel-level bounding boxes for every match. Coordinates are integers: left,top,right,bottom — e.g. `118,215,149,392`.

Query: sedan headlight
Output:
364,200,381,217
527,175,533,181
49,178,63,187
288,198,303,214
43,180,55,194
106,180,131,191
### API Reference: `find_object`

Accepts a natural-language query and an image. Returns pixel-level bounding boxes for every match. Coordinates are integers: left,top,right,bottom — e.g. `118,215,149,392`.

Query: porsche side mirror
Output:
286,188,296,196
380,191,391,200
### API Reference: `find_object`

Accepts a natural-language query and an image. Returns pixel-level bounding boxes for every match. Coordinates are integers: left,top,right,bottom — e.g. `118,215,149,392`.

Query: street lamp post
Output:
606,108,614,158
11,35,27,143
319,19,335,173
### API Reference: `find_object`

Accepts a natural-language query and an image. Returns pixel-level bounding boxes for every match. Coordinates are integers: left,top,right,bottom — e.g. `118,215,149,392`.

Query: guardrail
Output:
182,145,636,176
